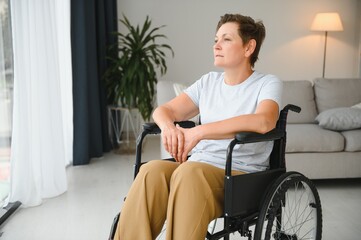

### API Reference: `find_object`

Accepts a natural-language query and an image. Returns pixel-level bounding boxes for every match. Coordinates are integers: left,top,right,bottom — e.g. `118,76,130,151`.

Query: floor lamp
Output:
311,12,343,78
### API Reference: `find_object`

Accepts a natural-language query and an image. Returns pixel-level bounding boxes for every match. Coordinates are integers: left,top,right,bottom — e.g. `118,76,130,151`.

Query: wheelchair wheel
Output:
254,172,322,240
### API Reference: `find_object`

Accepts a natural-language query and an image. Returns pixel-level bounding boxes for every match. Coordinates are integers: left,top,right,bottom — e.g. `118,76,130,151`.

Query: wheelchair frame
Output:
109,104,322,240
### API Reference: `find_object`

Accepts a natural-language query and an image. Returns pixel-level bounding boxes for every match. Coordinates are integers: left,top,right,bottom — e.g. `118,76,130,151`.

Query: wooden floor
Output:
1,135,361,240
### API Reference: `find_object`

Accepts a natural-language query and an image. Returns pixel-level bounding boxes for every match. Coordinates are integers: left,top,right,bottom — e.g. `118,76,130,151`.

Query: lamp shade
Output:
311,12,343,31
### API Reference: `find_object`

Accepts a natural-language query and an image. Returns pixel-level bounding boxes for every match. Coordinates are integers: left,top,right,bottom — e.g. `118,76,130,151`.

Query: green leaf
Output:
102,14,174,120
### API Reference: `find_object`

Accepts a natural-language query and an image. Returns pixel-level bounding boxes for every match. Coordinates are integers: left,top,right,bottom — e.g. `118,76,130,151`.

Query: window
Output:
0,0,13,207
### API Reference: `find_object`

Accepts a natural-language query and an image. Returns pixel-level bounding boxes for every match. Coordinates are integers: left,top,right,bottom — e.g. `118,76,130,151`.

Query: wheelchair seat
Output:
109,104,322,240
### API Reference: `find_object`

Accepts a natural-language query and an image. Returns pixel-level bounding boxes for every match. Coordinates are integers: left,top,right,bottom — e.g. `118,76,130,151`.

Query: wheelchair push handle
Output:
277,104,301,130
284,104,301,113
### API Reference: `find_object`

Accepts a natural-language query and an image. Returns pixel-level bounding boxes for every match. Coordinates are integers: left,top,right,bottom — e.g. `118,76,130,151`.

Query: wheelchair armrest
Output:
143,122,161,134
142,121,196,134
226,128,285,176
235,128,284,144
176,121,197,129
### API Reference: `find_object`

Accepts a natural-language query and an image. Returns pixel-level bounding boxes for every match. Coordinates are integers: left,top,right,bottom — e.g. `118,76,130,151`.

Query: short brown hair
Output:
216,14,266,67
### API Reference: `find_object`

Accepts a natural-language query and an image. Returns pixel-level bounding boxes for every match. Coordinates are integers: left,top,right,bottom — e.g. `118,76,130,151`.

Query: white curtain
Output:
6,0,73,207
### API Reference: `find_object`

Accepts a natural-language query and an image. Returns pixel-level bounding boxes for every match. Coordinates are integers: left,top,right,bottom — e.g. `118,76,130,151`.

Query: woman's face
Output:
213,22,249,69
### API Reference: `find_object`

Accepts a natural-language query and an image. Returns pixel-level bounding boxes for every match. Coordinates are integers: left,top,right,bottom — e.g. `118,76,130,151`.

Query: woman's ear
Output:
245,39,256,57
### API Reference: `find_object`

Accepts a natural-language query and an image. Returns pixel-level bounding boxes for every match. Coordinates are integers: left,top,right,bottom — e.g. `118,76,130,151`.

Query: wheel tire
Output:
254,172,322,240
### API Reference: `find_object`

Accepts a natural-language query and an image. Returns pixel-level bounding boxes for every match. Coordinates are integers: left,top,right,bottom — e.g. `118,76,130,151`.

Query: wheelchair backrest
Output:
269,104,301,170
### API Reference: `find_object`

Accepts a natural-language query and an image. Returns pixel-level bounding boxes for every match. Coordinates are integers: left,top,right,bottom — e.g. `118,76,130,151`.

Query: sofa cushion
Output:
341,129,361,152
315,107,361,131
282,80,318,123
286,124,344,152
314,78,361,113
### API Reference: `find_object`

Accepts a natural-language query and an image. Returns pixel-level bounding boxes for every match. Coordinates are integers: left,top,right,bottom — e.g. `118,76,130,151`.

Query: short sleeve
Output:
184,75,207,107
258,75,283,108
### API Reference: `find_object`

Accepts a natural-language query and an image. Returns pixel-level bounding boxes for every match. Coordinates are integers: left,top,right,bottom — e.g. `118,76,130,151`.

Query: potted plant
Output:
104,15,174,121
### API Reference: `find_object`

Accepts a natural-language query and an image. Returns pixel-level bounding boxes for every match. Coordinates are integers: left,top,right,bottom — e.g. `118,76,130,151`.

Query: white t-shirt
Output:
184,71,283,172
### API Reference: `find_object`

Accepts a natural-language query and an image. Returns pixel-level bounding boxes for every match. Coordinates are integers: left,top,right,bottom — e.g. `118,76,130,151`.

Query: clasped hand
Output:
161,124,200,163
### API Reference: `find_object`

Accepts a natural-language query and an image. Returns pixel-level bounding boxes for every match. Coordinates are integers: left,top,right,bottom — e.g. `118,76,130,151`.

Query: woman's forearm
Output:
153,93,200,130
196,113,275,140
195,100,279,140
152,105,176,131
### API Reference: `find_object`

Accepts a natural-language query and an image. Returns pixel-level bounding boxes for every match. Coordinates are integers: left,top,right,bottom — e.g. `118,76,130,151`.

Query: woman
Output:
114,13,283,240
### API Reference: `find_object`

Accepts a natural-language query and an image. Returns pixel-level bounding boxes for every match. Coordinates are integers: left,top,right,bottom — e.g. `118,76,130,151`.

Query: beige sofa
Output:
283,78,361,179
156,78,361,179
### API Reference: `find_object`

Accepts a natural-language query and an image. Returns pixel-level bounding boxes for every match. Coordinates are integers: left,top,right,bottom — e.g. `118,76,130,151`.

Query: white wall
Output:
359,1,361,78
117,0,361,84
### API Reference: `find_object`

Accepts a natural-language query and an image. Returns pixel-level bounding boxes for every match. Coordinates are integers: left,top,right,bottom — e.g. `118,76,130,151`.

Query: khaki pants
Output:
114,160,244,240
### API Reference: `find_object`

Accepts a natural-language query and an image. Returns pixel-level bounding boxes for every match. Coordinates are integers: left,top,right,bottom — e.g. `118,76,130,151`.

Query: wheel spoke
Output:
255,173,322,240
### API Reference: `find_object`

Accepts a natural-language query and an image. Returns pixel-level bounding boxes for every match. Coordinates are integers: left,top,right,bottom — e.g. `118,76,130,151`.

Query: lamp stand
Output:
322,31,328,78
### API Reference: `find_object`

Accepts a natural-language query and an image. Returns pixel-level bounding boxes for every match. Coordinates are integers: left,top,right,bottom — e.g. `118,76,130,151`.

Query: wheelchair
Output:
108,104,322,240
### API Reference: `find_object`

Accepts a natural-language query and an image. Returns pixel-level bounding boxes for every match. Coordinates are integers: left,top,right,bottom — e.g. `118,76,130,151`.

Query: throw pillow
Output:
316,107,361,131
351,102,361,109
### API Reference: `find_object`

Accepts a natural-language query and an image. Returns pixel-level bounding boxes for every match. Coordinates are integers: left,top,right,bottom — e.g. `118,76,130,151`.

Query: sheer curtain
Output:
6,0,72,207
